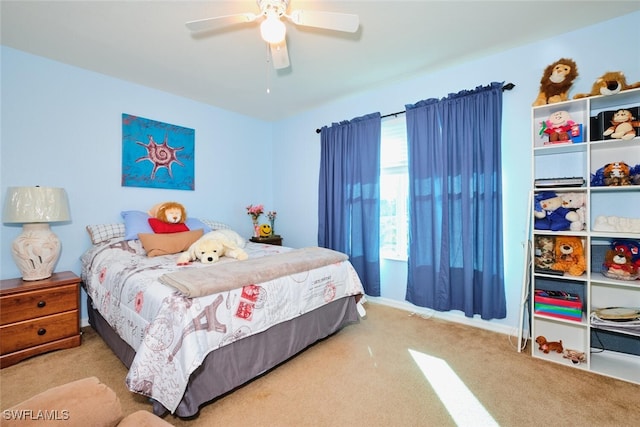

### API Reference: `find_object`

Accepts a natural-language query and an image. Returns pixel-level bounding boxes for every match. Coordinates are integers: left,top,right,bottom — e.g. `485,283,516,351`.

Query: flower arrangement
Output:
246,204,264,224
267,211,277,235
247,204,264,238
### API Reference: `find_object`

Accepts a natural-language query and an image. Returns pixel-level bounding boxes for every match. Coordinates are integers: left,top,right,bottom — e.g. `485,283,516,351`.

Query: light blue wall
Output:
1,47,274,320
2,11,639,332
272,11,640,332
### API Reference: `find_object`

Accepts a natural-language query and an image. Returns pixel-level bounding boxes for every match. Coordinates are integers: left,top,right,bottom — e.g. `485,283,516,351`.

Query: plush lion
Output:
551,236,586,276
532,58,579,106
574,71,640,99
149,201,186,224
177,229,248,265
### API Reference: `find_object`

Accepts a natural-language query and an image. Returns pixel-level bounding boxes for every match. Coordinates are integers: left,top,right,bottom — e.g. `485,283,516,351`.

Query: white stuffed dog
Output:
177,229,248,265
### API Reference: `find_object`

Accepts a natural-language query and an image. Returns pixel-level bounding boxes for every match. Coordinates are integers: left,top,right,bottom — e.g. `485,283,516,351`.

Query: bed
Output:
80,214,364,418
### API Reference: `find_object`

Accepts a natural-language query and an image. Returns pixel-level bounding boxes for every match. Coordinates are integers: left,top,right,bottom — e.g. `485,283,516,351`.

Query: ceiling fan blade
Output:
185,13,258,32
270,39,290,69
287,10,359,33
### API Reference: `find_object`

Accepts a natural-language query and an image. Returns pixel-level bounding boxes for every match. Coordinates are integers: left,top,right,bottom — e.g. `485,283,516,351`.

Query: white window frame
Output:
380,115,408,261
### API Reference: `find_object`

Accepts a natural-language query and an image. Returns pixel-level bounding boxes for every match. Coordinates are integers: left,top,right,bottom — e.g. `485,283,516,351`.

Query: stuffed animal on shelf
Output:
563,349,586,364
632,164,640,185
539,110,580,143
534,236,556,270
560,192,586,231
532,58,579,106
603,244,637,280
534,191,580,231
552,236,586,277
590,162,637,187
177,229,248,265
593,216,640,233
603,161,632,186
535,336,564,354
147,201,189,233
574,71,640,99
602,109,640,140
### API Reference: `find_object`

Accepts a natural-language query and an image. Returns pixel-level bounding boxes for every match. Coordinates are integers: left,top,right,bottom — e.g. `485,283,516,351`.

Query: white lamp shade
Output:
260,14,286,44
3,186,70,223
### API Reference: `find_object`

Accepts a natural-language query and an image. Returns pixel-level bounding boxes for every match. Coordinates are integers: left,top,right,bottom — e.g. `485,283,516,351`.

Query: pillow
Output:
200,219,231,230
86,223,126,245
4,376,123,427
185,217,211,233
148,217,189,233
138,229,203,257
122,210,154,240
122,210,211,240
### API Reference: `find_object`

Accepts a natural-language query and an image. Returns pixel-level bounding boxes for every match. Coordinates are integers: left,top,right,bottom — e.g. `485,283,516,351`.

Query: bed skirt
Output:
87,294,359,418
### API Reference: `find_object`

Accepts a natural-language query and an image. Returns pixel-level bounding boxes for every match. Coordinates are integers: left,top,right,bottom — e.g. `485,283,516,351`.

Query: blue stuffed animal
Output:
534,191,579,231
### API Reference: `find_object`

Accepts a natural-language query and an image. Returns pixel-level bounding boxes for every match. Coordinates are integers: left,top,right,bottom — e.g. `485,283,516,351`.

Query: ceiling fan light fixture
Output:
260,14,286,44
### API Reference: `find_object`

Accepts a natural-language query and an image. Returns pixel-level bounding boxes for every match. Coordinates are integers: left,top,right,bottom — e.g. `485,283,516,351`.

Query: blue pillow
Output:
121,210,211,240
121,211,153,240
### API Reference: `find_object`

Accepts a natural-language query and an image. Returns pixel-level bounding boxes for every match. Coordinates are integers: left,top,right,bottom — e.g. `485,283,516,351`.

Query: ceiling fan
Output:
185,0,359,69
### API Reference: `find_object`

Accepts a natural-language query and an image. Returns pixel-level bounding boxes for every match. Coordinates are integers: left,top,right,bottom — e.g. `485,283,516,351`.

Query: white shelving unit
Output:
529,88,640,385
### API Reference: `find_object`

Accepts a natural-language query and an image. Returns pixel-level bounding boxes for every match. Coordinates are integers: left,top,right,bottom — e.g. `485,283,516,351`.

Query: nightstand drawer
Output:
0,310,79,354
0,283,78,325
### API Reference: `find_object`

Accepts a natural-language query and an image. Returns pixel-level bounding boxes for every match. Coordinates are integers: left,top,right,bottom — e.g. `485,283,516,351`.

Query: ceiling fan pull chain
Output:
266,44,272,94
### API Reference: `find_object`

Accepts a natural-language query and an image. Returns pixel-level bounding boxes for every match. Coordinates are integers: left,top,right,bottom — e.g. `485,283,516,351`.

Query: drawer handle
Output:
37,300,47,308
37,328,47,336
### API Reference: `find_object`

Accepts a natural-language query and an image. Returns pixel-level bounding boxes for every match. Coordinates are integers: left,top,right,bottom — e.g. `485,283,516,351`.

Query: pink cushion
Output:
138,229,203,257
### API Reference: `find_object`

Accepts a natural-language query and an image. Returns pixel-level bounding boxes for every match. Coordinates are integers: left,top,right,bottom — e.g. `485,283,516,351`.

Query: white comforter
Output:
81,239,363,413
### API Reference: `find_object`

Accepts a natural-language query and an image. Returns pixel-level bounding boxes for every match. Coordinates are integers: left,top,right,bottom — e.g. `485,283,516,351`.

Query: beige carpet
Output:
1,302,639,426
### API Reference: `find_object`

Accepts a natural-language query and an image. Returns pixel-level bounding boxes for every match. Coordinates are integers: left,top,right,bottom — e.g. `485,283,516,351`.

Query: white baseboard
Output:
365,296,515,336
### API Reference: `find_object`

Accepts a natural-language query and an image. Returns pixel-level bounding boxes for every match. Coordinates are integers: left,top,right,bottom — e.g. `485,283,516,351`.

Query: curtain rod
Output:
315,82,515,133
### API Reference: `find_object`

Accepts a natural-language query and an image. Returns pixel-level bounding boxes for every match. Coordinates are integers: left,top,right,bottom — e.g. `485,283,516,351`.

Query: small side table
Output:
250,235,283,246
0,271,81,368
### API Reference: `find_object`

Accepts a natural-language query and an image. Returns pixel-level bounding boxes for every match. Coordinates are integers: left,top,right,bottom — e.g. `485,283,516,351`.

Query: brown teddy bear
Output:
574,71,640,98
551,236,586,276
536,336,564,354
532,58,579,106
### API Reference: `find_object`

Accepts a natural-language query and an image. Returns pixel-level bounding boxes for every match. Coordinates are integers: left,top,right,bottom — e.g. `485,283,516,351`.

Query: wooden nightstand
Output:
0,271,81,368
250,235,283,246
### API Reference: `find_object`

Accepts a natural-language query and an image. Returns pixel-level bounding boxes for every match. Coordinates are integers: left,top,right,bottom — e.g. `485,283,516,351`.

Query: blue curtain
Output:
405,83,506,319
318,113,381,296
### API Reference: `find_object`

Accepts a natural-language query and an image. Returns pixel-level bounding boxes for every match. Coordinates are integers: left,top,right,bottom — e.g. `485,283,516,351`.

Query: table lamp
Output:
2,186,71,281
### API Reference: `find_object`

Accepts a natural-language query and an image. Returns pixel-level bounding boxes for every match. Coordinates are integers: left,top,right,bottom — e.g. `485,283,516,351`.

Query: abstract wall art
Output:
122,114,195,190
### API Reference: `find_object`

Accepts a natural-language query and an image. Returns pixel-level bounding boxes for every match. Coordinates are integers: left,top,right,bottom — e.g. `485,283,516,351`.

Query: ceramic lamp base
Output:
11,223,61,281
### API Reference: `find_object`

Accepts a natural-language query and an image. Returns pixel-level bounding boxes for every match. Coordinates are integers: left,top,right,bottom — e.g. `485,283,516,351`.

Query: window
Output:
380,115,408,260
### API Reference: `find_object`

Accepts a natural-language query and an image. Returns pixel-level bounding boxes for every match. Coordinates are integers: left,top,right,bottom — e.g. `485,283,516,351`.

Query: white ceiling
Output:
2,1,639,122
